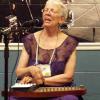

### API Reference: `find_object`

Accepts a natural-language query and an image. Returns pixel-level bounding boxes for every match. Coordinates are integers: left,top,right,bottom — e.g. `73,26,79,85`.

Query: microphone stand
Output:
1,25,24,100
3,32,9,100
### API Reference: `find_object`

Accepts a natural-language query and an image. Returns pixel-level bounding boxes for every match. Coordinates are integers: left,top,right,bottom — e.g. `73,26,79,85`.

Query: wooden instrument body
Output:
2,86,87,98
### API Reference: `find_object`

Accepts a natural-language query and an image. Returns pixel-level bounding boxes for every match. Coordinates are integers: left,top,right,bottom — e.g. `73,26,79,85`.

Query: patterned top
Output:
23,33,78,86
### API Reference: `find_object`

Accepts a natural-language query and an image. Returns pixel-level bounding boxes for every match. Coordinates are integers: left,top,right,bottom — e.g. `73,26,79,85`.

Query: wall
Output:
0,43,100,100
67,0,100,42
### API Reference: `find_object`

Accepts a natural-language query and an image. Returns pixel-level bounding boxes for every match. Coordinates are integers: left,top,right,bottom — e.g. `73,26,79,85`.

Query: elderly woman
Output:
10,0,83,100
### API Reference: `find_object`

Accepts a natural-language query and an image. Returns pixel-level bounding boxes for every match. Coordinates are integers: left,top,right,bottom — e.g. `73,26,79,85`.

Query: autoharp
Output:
3,85,87,98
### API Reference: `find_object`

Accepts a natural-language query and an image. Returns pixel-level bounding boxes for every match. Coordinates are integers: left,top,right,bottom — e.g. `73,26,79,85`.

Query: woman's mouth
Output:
44,17,52,23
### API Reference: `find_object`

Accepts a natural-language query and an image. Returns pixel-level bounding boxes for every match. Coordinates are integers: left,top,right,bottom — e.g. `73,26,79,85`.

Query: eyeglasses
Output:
42,8,59,14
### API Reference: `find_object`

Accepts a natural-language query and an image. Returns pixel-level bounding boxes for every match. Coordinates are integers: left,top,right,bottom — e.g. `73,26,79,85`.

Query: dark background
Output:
0,0,47,42
0,0,47,26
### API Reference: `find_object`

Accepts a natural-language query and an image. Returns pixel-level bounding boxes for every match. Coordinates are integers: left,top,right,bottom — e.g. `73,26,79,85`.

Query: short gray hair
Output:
45,0,68,19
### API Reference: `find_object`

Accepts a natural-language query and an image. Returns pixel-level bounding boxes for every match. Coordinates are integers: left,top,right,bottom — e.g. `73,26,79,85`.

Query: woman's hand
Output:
19,76,33,84
29,66,44,85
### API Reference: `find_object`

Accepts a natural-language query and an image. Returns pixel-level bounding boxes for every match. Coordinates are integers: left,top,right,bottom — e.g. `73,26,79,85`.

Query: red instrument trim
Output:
2,86,87,98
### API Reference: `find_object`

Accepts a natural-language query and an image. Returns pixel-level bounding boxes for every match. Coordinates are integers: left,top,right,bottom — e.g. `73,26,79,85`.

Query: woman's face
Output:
42,3,64,28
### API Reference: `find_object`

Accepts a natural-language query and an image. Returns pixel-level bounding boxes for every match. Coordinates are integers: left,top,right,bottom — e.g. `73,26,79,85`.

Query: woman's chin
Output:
43,23,54,27
43,23,52,28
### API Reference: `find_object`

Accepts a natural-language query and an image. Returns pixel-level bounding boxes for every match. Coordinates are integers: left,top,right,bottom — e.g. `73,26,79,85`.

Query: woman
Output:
10,0,83,100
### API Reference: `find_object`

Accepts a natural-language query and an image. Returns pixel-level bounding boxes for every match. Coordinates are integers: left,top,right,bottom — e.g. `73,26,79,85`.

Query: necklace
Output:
35,30,59,65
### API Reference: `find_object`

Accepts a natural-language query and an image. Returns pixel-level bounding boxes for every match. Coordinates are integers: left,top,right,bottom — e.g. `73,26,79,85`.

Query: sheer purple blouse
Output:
23,33,78,86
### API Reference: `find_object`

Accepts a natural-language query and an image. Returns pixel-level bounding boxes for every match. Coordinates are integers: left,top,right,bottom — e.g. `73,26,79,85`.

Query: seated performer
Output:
10,0,83,100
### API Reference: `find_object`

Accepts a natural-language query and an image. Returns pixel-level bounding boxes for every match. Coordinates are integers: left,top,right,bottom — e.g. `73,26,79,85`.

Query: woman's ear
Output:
59,16,65,24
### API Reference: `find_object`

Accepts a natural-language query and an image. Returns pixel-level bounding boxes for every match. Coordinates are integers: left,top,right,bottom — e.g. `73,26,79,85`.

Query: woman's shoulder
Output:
34,30,42,38
60,32,78,43
22,31,42,53
67,35,79,44
23,30,42,41
59,32,79,48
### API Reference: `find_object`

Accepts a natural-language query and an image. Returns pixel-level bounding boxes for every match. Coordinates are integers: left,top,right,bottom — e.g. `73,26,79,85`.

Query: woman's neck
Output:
43,27,60,37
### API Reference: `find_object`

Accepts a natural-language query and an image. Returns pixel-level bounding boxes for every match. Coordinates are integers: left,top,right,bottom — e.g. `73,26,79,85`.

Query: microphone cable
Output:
25,0,34,20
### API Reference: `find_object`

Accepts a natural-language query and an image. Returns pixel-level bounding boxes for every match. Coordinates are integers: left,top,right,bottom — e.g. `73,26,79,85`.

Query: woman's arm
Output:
16,46,44,85
15,47,31,77
44,49,77,86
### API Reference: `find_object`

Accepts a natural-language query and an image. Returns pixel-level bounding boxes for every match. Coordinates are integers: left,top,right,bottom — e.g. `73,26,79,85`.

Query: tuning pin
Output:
79,85,85,88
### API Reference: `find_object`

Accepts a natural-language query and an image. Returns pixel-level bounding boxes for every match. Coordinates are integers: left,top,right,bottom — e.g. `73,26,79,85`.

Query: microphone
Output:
22,18,43,27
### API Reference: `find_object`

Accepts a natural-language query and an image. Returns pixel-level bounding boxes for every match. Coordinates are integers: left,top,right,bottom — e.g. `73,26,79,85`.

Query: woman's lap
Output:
9,95,81,100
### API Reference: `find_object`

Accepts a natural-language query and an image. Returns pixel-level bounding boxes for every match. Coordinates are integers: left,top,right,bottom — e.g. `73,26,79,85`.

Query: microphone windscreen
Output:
22,18,43,27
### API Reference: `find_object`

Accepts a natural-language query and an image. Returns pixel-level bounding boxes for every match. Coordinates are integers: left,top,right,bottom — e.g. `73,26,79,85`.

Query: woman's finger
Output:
19,76,33,84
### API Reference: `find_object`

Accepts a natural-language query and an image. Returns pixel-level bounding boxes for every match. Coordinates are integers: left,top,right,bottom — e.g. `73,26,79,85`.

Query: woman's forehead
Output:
45,3,61,11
